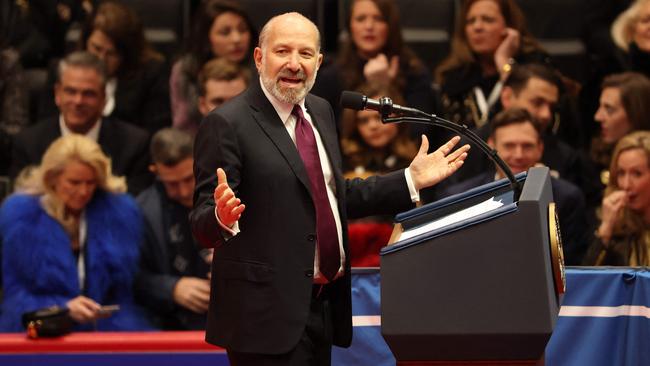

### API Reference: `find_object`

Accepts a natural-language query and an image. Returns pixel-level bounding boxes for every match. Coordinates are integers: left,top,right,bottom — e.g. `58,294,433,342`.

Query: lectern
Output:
380,167,565,365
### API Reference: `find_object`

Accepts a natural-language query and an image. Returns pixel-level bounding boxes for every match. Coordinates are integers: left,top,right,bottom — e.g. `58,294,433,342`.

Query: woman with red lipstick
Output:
584,131,650,266
591,72,650,186
435,0,547,129
312,0,436,140
170,0,255,133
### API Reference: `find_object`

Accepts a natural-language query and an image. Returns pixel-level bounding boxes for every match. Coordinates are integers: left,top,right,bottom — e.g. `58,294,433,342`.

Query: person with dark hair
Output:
444,108,590,265
191,12,469,364
340,82,418,267
580,0,650,146
135,128,211,330
591,72,650,187
11,51,152,195
37,0,171,135
341,82,417,176
170,0,256,132
196,58,250,128
0,134,152,332
584,131,650,266
435,0,549,129
312,0,437,139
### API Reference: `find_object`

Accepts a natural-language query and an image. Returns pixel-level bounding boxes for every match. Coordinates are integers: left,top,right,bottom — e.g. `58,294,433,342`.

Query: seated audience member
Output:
0,134,151,332
584,131,650,266
195,58,250,127
135,128,211,330
591,72,650,188
37,0,171,135
453,64,601,209
171,0,255,132
581,0,650,143
312,0,437,140
340,83,418,266
446,63,601,208
11,51,151,195
435,0,548,129
444,108,589,265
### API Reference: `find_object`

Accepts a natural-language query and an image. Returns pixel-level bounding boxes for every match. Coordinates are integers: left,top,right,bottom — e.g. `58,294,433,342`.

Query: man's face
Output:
489,121,544,176
254,15,323,104
152,158,195,208
501,77,558,130
54,66,106,134
198,77,247,116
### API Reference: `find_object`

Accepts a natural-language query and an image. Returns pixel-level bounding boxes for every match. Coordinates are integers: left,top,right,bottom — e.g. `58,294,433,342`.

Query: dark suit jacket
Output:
442,170,590,265
10,117,152,194
190,80,413,354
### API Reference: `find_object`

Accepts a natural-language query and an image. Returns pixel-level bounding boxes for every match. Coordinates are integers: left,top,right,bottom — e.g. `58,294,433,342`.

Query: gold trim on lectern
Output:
387,223,404,246
548,203,566,295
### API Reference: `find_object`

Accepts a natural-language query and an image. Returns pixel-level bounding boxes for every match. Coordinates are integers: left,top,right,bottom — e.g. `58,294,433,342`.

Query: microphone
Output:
340,91,422,118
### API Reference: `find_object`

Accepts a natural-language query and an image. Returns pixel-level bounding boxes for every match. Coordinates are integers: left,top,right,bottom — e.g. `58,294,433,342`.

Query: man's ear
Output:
500,86,514,109
198,96,208,116
487,136,495,148
254,47,263,71
149,164,157,174
54,83,62,108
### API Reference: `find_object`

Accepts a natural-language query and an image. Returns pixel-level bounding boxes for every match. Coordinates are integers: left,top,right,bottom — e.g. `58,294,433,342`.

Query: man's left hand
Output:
409,135,470,190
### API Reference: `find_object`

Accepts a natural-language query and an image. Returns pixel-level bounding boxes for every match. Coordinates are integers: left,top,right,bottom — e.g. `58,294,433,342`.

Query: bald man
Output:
191,12,469,365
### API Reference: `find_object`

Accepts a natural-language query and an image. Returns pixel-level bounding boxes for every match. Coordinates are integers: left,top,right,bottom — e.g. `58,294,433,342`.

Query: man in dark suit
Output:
136,128,211,330
443,108,590,265
10,51,151,194
190,12,469,366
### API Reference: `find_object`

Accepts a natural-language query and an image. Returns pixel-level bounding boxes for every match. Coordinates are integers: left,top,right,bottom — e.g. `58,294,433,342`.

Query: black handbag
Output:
21,306,74,338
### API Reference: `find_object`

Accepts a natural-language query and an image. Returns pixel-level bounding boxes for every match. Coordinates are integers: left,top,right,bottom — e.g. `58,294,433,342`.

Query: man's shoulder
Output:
16,118,58,142
104,118,149,137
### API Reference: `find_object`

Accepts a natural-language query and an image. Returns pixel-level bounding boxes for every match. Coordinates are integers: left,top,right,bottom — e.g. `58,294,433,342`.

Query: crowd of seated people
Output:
0,0,649,333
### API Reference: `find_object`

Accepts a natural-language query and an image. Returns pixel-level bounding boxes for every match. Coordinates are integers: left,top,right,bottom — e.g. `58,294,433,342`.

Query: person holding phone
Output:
435,0,549,129
0,135,151,332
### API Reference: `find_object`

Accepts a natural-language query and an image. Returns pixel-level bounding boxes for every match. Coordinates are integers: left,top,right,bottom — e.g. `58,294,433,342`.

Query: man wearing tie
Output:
190,12,469,365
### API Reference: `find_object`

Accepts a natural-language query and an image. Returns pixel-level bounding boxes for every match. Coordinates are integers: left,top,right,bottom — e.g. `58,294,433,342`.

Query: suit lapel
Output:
247,82,313,194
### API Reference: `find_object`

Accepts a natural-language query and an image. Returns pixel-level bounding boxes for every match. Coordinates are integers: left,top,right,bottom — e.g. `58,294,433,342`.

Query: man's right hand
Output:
214,168,245,228
173,277,211,313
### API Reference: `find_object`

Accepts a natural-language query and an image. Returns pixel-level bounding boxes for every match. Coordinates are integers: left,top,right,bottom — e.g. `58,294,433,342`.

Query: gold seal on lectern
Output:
548,202,566,296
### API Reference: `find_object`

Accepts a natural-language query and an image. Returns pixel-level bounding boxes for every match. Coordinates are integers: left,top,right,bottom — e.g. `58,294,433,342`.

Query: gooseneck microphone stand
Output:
377,97,522,201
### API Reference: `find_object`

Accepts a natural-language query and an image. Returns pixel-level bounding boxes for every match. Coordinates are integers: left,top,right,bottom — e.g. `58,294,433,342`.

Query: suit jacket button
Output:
307,234,315,242
305,269,314,277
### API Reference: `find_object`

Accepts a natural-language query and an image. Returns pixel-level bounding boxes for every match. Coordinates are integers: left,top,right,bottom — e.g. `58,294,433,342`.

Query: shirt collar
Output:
59,115,102,142
259,77,307,125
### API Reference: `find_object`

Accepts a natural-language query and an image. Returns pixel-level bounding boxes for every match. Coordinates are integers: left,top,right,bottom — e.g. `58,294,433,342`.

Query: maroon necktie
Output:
292,105,340,281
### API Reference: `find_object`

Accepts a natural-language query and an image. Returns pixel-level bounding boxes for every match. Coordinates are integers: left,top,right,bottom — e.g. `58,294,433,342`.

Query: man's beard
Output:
261,67,318,104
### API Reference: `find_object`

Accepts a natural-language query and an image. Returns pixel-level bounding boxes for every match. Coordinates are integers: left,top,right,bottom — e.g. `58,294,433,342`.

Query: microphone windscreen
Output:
340,91,364,110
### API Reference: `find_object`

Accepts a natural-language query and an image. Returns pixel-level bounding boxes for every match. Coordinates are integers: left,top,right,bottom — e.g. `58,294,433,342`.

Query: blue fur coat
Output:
0,191,152,332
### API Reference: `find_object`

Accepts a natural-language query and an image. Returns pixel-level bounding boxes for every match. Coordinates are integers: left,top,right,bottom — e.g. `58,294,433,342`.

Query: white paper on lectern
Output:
397,197,504,242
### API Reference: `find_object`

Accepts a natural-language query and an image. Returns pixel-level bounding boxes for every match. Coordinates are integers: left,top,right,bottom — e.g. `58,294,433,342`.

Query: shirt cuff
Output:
214,206,240,237
404,168,420,203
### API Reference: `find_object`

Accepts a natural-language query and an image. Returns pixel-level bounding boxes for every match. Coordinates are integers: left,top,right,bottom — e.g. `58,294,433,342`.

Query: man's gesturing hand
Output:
409,135,470,190
214,168,245,228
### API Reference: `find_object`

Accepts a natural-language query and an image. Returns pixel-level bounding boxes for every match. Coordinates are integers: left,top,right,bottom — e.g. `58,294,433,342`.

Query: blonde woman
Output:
585,131,650,265
0,135,151,331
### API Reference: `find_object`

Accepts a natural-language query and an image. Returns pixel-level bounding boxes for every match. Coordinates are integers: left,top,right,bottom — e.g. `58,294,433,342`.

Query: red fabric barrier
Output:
0,331,224,353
